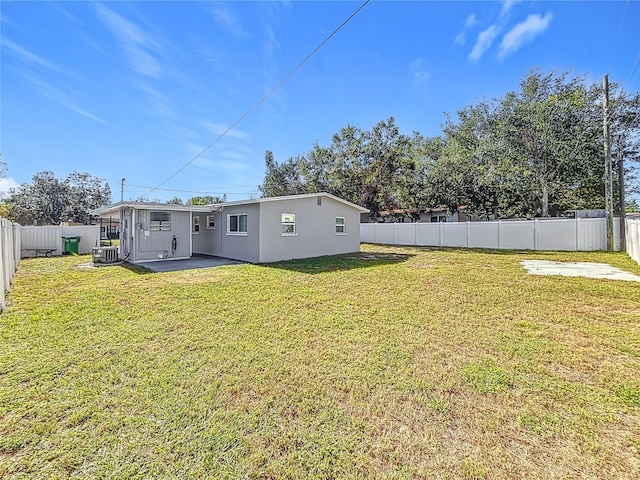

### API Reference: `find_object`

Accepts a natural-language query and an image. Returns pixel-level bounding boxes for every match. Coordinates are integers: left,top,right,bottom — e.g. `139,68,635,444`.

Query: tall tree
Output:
7,171,111,225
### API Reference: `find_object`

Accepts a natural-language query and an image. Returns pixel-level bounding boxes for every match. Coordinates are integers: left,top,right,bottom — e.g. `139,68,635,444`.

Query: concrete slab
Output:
137,255,244,272
521,260,640,282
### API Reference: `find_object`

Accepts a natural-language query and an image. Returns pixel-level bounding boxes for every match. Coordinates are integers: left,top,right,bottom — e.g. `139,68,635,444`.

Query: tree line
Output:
0,167,229,225
260,69,640,219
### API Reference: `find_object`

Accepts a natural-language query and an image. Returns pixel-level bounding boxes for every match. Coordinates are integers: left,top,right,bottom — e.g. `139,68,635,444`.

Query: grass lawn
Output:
1,244,639,479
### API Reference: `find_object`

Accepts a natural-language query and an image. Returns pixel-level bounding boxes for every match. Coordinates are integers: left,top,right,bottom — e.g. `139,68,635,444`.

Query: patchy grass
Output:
1,245,640,478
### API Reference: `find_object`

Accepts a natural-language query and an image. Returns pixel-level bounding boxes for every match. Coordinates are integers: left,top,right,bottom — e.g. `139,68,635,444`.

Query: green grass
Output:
1,245,640,479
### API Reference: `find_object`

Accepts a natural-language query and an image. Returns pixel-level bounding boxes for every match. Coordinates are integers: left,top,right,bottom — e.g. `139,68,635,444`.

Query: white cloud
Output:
20,73,107,124
203,122,248,140
501,0,520,18
2,38,70,75
0,177,19,196
454,13,478,45
95,4,164,78
498,12,553,59
208,4,249,39
411,58,430,84
468,25,500,63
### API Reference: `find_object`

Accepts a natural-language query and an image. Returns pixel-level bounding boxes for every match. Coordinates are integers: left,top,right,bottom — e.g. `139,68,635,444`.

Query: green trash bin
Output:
62,236,81,255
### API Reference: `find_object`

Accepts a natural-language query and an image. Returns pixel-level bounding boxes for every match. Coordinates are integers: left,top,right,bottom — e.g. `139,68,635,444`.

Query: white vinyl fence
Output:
21,225,100,257
626,217,640,265
361,218,621,252
1,218,22,312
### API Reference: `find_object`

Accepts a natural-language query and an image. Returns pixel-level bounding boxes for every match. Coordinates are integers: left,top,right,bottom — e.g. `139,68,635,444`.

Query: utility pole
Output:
618,138,626,252
120,178,126,203
603,75,614,252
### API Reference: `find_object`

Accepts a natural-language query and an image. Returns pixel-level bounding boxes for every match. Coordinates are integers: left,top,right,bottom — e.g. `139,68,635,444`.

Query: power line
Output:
142,0,371,199
126,183,260,194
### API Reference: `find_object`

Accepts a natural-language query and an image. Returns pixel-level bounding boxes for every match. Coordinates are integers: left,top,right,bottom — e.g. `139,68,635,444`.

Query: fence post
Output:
498,220,501,249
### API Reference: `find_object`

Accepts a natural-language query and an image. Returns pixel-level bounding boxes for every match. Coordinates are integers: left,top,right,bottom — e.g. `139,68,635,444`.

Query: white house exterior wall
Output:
191,212,220,256
218,204,261,263
133,209,191,261
258,195,362,263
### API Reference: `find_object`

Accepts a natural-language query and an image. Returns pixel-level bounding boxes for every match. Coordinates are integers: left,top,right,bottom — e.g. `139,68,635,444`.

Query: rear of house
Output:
192,193,367,263
93,193,367,264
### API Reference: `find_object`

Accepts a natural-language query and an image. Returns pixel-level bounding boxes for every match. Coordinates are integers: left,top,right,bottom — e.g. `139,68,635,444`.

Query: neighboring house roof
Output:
91,193,369,216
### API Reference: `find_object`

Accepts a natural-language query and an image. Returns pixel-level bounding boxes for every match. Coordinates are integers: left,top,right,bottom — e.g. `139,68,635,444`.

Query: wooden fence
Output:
361,218,621,252
0,218,22,312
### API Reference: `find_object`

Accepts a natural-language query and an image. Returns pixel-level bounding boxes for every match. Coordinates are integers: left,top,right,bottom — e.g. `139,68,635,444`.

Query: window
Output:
150,211,171,231
227,213,247,234
281,213,296,235
335,216,346,234
206,215,216,229
193,215,200,233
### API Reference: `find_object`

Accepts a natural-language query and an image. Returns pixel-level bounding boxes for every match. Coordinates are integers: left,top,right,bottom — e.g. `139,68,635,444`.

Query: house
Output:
91,193,368,264
361,207,460,223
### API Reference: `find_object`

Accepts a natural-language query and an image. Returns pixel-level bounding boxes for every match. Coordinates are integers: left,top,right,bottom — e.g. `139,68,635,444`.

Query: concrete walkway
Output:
521,260,640,282
137,255,244,272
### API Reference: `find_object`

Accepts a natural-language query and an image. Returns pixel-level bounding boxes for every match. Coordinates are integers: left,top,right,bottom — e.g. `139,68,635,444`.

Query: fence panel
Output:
416,223,440,246
627,218,640,265
361,218,622,253
21,225,100,257
0,218,21,312
468,222,499,249
499,221,535,250
442,223,468,247
394,224,417,246
536,219,577,251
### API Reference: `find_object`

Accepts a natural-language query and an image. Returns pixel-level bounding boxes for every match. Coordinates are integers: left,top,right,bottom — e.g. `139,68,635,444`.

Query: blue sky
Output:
2,1,639,202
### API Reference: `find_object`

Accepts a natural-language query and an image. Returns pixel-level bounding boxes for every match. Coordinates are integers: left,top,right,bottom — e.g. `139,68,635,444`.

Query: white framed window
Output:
227,213,247,235
193,215,200,233
150,211,171,231
281,213,296,235
206,215,216,229
336,216,346,234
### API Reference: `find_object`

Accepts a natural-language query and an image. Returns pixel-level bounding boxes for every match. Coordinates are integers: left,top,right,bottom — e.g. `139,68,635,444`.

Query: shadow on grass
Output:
259,251,414,274
117,262,155,275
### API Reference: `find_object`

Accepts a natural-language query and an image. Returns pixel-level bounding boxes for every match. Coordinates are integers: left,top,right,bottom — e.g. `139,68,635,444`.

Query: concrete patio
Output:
137,255,244,272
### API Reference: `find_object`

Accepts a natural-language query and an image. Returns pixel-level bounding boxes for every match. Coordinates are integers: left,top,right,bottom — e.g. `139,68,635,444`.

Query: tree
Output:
65,172,112,224
187,195,227,205
608,86,640,209
167,196,184,204
7,171,111,225
261,118,415,218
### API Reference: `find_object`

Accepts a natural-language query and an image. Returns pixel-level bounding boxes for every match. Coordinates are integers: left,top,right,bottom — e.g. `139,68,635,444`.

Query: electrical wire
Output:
126,183,260,194
142,0,371,199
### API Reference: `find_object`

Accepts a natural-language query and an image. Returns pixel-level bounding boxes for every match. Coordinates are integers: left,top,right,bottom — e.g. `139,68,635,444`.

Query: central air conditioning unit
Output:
92,246,119,264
